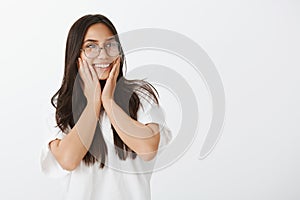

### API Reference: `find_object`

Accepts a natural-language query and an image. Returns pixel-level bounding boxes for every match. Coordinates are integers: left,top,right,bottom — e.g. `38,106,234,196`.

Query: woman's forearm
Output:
103,99,160,161
49,103,99,171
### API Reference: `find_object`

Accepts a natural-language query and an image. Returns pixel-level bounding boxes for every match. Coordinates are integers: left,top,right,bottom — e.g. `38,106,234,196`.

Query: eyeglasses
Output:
81,39,121,58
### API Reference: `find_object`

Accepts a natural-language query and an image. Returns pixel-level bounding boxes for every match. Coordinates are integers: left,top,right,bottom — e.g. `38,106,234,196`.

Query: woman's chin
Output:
95,68,111,80
97,74,109,80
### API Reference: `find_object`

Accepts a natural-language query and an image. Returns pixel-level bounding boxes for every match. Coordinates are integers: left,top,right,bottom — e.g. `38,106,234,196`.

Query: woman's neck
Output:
99,80,106,91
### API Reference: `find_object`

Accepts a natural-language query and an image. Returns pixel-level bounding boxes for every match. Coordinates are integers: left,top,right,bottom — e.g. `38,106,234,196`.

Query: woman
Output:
40,14,172,200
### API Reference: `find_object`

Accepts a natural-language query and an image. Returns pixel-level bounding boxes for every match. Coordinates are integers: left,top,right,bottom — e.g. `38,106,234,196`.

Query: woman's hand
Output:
102,56,121,108
77,58,102,118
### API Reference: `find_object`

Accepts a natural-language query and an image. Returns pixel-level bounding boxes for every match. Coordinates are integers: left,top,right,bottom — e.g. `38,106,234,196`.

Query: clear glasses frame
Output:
81,38,121,58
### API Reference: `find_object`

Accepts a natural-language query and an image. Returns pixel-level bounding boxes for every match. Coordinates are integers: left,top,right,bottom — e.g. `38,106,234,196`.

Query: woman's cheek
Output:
85,58,94,67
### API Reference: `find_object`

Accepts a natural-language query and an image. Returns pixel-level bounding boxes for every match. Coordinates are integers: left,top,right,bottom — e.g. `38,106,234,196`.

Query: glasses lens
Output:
105,41,120,57
84,44,99,58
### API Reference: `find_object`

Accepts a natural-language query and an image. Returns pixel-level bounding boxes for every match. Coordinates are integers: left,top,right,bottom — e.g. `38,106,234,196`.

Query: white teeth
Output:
94,64,110,68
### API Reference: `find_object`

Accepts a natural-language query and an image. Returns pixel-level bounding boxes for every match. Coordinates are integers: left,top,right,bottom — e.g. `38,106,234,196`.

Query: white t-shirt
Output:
40,95,172,200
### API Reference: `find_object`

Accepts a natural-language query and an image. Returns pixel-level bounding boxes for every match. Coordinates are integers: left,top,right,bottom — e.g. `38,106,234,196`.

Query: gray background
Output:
0,0,299,199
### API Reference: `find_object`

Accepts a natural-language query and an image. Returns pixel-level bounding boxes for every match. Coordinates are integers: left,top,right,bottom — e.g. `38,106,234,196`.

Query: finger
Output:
111,57,119,74
79,58,93,86
107,61,115,80
83,59,93,81
87,61,98,82
106,57,120,83
112,57,120,81
78,58,88,82
77,58,90,91
108,63,117,80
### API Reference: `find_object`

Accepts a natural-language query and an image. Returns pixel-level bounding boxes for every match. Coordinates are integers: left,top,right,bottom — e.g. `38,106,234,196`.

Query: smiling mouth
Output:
93,63,112,69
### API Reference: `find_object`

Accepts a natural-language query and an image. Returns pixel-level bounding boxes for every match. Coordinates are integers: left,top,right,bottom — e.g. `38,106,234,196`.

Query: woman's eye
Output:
86,43,97,48
105,42,118,48
105,43,112,48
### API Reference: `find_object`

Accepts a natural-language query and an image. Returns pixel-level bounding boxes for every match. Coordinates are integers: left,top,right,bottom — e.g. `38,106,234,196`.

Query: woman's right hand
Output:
77,58,102,118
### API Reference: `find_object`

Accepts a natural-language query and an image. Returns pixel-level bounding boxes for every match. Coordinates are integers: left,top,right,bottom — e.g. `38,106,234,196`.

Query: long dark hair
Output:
51,14,159,169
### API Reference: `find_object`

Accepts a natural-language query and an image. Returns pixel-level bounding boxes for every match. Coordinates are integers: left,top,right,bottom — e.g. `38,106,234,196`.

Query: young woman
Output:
40,14,172,200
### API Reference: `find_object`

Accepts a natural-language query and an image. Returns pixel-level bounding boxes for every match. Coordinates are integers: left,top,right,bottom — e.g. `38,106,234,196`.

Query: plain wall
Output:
0,0,299,199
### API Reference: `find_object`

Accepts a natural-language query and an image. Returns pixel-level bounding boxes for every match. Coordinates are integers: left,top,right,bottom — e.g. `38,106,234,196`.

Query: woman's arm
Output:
49,58,102,171
49,103,99,171
101,57,160,161
103,99,160,161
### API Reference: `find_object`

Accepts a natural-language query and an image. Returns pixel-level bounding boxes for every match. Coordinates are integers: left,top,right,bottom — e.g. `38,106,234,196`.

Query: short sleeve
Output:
40,116,71,178
136,94,172,150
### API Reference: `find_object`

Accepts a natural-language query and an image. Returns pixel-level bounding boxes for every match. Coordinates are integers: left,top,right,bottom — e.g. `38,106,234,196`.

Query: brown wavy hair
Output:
51,14,158,169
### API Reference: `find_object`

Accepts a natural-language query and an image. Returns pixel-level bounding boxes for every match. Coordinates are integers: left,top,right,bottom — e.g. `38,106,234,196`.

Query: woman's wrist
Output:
86,100,101,120
102,98,113,112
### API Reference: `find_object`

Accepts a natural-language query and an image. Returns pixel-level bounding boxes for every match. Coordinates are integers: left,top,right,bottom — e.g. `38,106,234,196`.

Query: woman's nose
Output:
97,47,109,59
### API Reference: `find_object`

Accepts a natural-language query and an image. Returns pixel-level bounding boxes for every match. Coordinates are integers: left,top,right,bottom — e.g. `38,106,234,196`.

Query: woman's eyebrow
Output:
83,37,116,44
106,36,116,40
83,39,98,43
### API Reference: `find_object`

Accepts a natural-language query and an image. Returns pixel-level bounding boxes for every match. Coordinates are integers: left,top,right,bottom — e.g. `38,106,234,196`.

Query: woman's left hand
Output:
101,56,121,107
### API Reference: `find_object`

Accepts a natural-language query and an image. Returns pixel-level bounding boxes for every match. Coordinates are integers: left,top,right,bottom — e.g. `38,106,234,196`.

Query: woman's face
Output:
80,23,119,80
